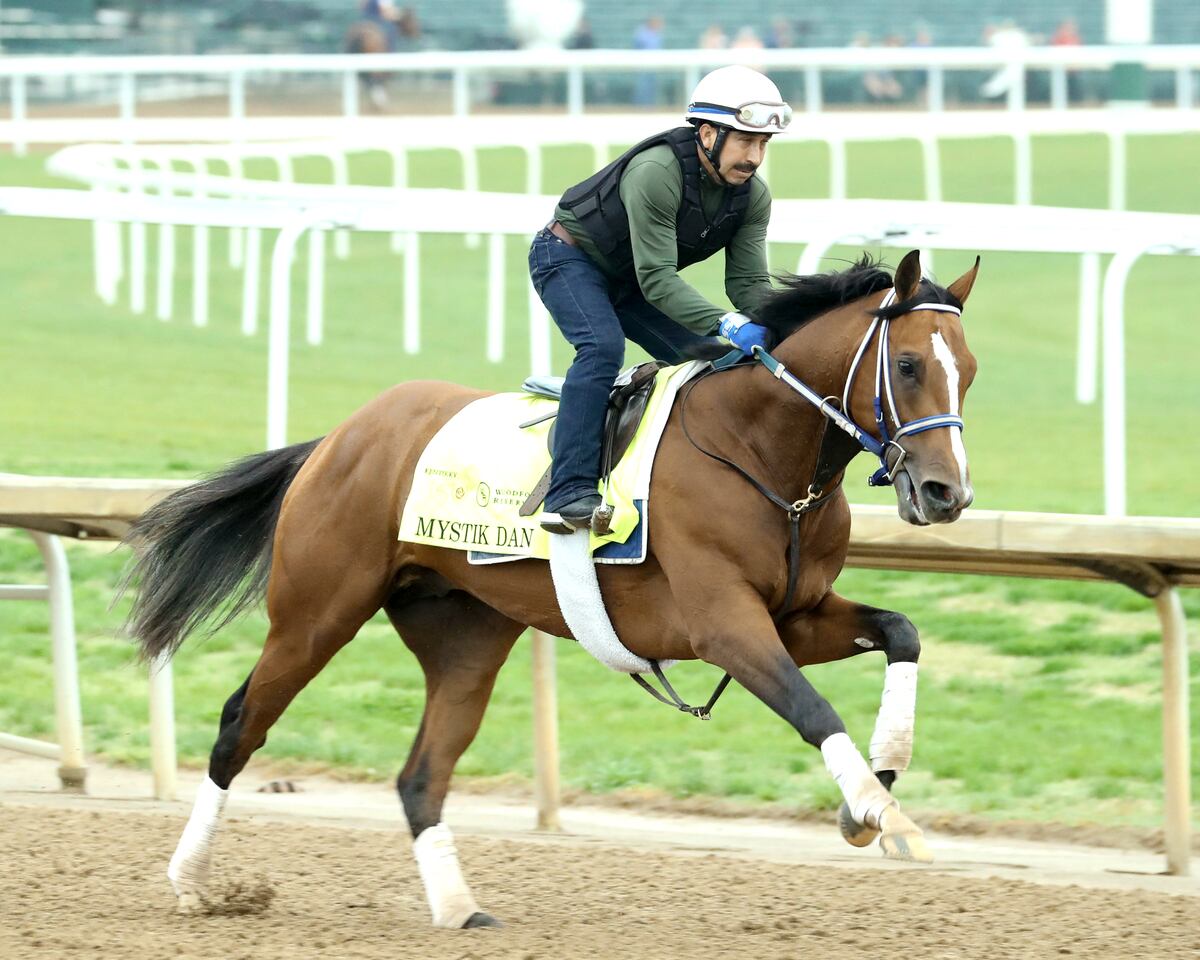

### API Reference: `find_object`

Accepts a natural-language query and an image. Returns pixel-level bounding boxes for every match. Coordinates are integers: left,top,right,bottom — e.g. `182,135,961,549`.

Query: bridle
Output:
754,286,965,489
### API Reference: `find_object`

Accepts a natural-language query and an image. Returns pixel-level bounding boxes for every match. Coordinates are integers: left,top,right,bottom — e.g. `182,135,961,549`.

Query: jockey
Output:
530,65,791,534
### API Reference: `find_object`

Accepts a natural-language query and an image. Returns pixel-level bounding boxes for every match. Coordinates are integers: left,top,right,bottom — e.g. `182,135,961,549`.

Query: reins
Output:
628,286,966,720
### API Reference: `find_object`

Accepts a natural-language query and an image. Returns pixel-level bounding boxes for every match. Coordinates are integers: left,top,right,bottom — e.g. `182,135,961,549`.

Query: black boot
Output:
540,493,603,535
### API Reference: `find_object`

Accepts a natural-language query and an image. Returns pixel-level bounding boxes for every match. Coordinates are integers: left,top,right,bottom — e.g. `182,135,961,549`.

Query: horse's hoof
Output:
175,891,203,914
878,807,934,864
463,911,502,929
838,801,881,848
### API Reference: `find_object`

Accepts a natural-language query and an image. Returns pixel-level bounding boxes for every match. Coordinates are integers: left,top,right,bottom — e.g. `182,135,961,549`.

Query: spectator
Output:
766,17,794,49
1051,17,1084,103
730,26,764,51
568,17,595,49
698,24,728,50
633,15,665,106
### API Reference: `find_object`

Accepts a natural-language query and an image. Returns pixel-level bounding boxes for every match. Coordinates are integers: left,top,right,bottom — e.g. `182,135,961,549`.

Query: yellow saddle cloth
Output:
398,361,704,564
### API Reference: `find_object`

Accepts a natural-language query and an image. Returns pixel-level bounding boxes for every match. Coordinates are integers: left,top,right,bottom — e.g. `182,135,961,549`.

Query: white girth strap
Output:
412,823,480,929
548,529,671,673
167,775,229,904
821,732,895,829
869,662,918,774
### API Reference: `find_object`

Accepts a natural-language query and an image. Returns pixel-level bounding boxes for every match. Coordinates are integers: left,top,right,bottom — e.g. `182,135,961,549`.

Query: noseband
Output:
753,287,965,487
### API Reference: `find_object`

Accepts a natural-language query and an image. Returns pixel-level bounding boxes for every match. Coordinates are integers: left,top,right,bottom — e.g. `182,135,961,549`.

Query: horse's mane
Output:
756,254,960,342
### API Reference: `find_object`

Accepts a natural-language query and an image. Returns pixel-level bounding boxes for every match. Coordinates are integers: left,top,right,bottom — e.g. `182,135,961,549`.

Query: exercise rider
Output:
529,65,792,534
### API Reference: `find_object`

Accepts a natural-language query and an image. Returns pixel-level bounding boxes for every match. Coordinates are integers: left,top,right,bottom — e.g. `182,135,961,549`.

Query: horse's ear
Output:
893,249,922,301
947,256,981,306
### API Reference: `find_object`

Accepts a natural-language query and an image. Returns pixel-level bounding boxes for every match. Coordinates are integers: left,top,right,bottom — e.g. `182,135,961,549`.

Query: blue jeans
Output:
528,226,713,511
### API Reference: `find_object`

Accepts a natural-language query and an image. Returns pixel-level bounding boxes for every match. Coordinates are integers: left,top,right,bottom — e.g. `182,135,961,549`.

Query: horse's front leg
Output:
689,593,931,863
775,591,924,854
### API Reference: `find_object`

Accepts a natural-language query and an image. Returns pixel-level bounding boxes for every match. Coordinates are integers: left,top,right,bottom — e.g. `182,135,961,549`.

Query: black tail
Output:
120,438,322,663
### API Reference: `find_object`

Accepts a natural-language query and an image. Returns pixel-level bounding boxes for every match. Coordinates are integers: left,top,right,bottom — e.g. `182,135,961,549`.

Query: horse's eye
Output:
897,359,916,378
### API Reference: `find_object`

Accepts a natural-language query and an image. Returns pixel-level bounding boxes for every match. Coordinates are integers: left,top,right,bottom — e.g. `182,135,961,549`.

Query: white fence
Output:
4,44,1200,152
2,184,1197,520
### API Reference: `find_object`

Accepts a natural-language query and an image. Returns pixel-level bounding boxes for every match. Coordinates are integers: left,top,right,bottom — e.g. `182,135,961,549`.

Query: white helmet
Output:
685,65,792,134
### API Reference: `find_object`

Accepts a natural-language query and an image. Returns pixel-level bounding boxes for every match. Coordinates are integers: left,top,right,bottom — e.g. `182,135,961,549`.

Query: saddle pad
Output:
397,360,704,564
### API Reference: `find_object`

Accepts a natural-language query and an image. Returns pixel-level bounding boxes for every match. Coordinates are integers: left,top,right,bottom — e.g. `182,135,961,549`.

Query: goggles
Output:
691,100,793,130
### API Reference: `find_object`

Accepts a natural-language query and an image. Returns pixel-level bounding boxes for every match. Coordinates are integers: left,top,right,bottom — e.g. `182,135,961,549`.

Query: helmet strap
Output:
697,124,731,186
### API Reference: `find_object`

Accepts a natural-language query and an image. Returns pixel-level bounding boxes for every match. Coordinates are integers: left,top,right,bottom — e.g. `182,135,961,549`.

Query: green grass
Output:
1,133,1198,832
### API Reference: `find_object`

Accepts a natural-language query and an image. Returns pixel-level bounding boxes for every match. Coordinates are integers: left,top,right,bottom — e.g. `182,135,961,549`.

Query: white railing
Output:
4,44,1200,151
2,184,1197,519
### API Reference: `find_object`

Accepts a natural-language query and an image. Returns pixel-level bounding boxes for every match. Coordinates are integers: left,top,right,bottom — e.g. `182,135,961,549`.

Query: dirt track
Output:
2,800,1198,960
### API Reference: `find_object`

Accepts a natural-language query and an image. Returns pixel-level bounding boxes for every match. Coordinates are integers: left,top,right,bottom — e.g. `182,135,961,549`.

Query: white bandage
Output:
869,662,918,774
412,823,480,929
167,776,229,902
821,732,895,829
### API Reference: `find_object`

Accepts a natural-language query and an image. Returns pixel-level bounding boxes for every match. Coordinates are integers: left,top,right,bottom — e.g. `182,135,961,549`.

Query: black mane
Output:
756,254,959,342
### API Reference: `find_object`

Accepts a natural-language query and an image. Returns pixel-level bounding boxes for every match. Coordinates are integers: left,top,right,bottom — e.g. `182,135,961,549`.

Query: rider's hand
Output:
718,312,773,356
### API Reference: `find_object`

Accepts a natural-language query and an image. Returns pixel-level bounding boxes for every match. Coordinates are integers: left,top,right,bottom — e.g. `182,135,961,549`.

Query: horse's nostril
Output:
921,480,958,511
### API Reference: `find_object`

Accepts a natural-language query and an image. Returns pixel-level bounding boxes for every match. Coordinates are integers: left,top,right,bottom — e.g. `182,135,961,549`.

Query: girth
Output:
519,361,664,517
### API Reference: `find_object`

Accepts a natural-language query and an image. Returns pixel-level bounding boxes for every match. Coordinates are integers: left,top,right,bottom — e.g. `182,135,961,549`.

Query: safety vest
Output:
558,126,753,280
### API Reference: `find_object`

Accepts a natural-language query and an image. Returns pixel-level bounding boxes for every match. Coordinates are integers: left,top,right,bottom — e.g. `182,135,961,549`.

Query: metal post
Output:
192,160,209,328
1075,252,1100,404
12,73,27,157
486,232,505,363
1108,130,1127,211
266,212,335,449
1176,68,1195,110
1050,65,1068,111
29,531,86,791
229,69,246,127
390,149,409,253
919,136,941,202
1006,62,1026,111
1100,246,1144,518
452,67,469,117
241,226,261,336
119,72,136,146
148,656,176,801
828,139,846,200
927,65,944,112
328,151,351,259
342,70,359,118
1013,132,1032,205
566,65,584,115
1155,588,1191,876
404,232,420,354
306,227,325,346
531,630,561,831
804,65,822,113
128,157,147,315
154,160,175,322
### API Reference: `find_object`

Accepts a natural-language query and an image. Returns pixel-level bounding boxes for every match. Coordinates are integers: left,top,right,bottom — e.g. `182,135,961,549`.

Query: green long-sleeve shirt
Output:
554,144,773,335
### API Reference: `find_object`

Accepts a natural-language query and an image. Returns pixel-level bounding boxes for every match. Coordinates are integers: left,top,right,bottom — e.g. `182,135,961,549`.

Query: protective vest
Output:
558,126,752,280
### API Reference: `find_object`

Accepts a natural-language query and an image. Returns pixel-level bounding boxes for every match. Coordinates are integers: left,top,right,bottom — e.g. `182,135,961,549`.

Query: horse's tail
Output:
120,438,323,664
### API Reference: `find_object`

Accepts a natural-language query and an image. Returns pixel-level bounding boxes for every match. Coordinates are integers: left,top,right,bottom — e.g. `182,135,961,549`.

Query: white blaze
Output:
930,331,970,490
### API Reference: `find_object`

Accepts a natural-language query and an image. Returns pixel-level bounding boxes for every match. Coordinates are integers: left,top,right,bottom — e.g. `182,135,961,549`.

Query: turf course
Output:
1,132,1197,832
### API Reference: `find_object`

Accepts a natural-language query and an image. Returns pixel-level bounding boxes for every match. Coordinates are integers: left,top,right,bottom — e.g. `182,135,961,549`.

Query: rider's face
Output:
699,126,772,184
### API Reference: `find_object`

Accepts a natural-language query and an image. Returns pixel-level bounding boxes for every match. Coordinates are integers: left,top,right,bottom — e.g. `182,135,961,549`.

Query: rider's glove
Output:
718,311,773,356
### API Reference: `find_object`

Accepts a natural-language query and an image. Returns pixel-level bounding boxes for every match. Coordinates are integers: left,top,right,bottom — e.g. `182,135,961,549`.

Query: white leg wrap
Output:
167,776,228,904
821,732,895,829
413,823,481,929
869,662,918,774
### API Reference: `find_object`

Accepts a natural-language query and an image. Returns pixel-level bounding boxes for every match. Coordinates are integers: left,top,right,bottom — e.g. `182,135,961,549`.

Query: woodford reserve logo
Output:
413,516,535,549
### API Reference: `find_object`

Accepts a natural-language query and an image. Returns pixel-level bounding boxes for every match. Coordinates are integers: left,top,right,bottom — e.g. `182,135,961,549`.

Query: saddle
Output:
518,361,664,517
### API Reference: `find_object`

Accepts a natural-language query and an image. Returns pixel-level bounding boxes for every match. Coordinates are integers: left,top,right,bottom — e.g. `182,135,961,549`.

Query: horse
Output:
123,249,979,928
344,19,392,110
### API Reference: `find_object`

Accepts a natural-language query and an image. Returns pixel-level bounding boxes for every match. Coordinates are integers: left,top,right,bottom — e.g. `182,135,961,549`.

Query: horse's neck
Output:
706,297,879,497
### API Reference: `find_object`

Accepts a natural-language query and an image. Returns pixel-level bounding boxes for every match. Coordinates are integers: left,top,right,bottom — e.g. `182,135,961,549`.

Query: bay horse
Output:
124,249,979,928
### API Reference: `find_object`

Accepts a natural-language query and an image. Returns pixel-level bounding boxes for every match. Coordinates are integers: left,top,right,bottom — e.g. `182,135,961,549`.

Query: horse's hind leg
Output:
385,591,524,929
167,550,388,910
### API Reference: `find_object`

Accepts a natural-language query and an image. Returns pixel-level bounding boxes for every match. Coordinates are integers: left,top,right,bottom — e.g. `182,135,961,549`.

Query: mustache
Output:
733,163,758,173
